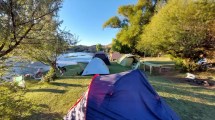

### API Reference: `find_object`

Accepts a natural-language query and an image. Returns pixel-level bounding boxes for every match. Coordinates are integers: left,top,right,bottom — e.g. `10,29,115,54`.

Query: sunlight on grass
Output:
21,60,215,120
25,78,90,117
141,56,172,62
148,75,215,120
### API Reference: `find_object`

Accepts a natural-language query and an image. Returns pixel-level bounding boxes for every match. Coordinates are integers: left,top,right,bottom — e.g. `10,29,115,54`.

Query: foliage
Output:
0,84,42,120
0,0,62,58
15,10,78,82
96,44,103,52
41,67,57,82
0,0,64,80
103,16,122,28
137,0,215,71
21,28,78,82
68,45,97,53
103,0,166,53
111,39,132,53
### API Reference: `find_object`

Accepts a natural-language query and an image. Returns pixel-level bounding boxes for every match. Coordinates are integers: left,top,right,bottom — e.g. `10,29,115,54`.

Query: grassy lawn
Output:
150,75,215,120
8,60,215,119
23,62,131,119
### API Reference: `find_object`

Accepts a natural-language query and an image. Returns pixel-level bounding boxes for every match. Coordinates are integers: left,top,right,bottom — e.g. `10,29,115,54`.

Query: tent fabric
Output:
93,52,111,65
64,90,88,120
110,52,121,61
118,54,139,67
65,70,180,120
82,58,110,76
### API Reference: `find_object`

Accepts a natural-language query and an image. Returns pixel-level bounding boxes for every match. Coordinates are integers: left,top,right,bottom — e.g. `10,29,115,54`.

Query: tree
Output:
111,39,132,53
103,0,167,54
0,0,62,78
0,0,62,58
137,0,215,71
96,44,103,52
17,16,78,82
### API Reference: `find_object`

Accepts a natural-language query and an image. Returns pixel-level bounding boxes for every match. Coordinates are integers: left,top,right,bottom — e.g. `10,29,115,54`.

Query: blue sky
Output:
59,0,137,46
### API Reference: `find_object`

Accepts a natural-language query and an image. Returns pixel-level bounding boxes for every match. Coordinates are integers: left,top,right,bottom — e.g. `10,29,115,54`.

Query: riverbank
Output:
1,52,93,81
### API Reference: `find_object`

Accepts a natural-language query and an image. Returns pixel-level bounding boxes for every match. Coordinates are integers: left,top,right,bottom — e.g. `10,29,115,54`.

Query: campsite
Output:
0,0,215,120
1,57,214,119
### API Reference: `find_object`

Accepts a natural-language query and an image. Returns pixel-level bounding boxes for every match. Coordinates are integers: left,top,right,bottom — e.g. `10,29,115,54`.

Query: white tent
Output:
82,58,110,76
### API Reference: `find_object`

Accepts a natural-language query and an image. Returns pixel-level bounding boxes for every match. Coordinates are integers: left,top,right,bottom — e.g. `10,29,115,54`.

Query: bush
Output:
171,56,198,72
0,84,42,120
41,67,57,83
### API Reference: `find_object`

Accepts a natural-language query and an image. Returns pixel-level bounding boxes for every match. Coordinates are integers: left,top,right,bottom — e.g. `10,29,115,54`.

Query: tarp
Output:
65,70,180,120
118,54,139,67
110,52,121,61
13,75,25,88
93,51,111,65
82,58,110,76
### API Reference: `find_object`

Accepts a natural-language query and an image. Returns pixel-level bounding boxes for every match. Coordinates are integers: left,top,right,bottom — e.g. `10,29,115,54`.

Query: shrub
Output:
0,84,42,120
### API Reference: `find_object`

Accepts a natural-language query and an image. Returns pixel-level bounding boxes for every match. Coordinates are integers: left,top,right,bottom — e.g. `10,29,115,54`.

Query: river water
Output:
2,52,93,80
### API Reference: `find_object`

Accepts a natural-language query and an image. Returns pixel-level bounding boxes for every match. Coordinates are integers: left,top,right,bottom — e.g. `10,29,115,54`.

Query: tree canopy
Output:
111,39,132,54
0,0,62,58
103,0,167,53
137,0,215,70
0,0,80,81
96,44,103,52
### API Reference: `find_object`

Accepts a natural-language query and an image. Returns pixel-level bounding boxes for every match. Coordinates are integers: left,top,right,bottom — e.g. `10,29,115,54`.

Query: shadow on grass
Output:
24,112,62,120
59,76,92,79
144,61,175,64
29,89,67,94
24,104,62,120
149,75,215,120
153,83,215,103
50,82,87,87
163,97,215,120
165,76,215,88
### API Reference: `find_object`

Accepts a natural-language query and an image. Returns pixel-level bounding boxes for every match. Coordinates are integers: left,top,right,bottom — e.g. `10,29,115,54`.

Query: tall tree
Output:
137,0,215,71
17,15,78,82
111,39,132,54
96,44,103,52
0,0,62,58
103,0,166,53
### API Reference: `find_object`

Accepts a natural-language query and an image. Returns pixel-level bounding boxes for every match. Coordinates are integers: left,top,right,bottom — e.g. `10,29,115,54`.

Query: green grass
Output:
24,77,90,119
4,60,215,120
23,62,131,119
109,62,131,74
149,75,215,120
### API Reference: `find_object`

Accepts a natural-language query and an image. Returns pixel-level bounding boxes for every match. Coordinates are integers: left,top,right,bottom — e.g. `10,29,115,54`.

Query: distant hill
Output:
68,44,111,53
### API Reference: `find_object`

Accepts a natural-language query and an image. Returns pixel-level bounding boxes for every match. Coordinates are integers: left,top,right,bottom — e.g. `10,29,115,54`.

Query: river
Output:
2,52,93,81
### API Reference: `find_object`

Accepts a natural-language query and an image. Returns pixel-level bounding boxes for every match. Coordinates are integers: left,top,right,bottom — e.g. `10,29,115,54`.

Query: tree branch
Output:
0,23,35,57
17,6,60,26
9,0,17,42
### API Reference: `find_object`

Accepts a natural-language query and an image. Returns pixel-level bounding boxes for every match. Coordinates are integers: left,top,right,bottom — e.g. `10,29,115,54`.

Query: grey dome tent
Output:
82,58,110,76
118,54,139,67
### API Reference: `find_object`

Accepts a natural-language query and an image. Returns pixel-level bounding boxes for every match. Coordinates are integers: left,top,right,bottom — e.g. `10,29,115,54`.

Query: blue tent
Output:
64,70,180,120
